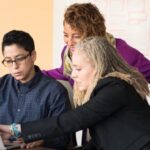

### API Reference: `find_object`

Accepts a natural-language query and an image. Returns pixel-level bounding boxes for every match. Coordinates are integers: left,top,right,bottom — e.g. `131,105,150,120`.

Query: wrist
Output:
10,123,21,138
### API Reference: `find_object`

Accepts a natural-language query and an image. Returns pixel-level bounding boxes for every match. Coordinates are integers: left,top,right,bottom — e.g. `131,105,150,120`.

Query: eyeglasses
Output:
2,53,31,67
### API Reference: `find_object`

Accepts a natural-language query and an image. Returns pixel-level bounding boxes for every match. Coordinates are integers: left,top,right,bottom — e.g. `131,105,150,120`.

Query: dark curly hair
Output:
64,3,106,38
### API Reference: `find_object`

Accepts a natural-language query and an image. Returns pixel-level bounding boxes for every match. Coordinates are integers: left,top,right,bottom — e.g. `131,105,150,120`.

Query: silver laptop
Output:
4,143,21,150
0,135,21,150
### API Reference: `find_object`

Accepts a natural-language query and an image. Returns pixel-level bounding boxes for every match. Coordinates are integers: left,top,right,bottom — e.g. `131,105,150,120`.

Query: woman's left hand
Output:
20,140,44,149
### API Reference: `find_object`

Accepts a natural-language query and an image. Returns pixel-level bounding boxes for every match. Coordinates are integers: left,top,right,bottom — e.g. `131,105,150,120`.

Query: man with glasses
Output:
0,30,71,149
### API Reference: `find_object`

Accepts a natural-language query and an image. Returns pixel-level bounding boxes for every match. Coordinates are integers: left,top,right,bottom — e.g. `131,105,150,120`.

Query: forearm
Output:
44,135,70,149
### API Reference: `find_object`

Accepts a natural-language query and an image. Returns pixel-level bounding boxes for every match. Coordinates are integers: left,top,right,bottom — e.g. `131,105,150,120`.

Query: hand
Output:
20,140,44,149
0,125,12,143
0,125,11,134
12,137,24,144
0,132,12,140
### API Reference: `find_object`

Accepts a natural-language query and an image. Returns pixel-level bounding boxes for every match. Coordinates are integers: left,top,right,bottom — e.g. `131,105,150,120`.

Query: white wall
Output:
0,0,53,76
52,0,150,68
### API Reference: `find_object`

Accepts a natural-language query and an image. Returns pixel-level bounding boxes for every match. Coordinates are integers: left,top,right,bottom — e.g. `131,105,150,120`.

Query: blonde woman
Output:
1,37,150,150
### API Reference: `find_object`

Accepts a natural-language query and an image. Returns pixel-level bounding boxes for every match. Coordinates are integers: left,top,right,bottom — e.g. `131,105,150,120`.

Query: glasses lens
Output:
2,54,30,67
7,60,13,67
3,60,12,67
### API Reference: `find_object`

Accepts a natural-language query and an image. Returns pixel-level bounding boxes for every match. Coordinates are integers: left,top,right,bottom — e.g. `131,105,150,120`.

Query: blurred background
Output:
0,0,150,76
0,0,53,75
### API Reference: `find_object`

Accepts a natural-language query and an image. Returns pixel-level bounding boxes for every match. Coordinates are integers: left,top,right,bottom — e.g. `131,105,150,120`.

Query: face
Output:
3,44,36,83
71,50,96,91
63,22,82,52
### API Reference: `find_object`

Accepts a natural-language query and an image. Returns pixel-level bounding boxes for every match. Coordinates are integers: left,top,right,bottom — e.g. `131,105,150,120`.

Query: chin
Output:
15,77,22,81
78,87,86,91
13,76,23,81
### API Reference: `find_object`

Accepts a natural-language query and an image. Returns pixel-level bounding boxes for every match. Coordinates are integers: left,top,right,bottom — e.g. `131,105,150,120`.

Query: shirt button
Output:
17,109,21,112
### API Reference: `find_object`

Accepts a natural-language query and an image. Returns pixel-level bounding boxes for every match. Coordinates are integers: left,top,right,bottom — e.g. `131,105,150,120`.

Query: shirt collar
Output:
15,65,42,93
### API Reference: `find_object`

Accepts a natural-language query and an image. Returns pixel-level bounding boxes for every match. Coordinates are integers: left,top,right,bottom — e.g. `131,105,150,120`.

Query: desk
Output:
16,147,55,150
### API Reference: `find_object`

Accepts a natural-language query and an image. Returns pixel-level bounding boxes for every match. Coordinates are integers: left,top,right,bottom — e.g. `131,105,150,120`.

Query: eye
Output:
15,57,25,62
64,34,68,38
5,60,13,64
76,68,81,71
73,35,81,39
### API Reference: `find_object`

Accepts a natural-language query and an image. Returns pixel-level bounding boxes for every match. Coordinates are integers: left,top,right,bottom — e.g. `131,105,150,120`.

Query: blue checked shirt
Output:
0,65,71,149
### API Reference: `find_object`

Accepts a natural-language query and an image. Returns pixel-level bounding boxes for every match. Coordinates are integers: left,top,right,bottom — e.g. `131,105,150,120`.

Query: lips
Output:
76,81,81,86
69,47,75,52
13,72,21,76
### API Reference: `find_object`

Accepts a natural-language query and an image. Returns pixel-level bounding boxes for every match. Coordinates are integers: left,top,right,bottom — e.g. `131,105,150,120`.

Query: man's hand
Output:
0,125,11,134
0,132,12,143
0,125,12,142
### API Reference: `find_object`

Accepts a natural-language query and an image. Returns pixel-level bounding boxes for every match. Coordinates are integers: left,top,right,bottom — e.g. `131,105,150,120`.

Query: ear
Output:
92,65,97,79
31,51,37,62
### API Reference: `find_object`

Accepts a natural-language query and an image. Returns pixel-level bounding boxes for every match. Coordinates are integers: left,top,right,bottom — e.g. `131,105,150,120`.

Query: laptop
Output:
4,143,21,150
0,135,21,150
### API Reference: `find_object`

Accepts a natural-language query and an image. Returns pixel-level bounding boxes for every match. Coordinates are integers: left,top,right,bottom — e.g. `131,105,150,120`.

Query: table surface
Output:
16,147,55,150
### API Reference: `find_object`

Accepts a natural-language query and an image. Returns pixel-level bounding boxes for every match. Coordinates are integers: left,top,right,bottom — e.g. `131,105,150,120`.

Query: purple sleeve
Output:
42,46,74,86
116,38,150,83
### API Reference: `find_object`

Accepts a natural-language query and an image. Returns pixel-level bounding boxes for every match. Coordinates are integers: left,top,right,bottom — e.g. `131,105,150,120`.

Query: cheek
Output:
64,37,68,44
87,70,95,82
73,39,81,45
24,62,33,70
76,38,81,43
79,80,90,91
8,68,13,74
21,62,32,73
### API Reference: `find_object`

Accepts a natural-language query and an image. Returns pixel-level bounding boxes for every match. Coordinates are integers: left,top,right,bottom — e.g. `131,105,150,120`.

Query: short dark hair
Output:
2,30,35,54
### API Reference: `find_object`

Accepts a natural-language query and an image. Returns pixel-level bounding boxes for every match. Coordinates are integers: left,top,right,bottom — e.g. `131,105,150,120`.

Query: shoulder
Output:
97,77,129,87
115,38,127,45
0,74,12,83
115,38,139,53
115,38,144,63
115,38,130,47
93,77,131,96
0,74,13,89
40,74,68,93
89,77,132,111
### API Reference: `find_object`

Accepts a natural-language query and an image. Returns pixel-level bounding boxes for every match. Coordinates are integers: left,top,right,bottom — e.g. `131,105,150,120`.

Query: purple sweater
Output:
43,38,150,85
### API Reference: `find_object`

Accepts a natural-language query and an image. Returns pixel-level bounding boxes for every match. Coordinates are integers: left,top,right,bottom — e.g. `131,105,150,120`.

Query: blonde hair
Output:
73,36,149,106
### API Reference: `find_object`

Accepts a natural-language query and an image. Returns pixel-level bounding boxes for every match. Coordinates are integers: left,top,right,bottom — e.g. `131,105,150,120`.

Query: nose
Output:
67,37,74,47
12,61,19,69
71,69,77,79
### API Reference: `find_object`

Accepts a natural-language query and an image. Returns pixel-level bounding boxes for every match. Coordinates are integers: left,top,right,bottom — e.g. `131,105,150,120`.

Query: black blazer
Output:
21,77,150,150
